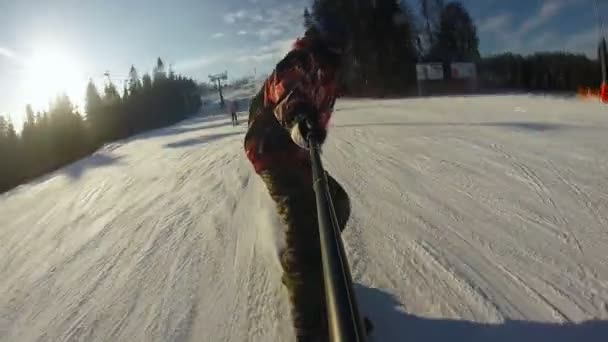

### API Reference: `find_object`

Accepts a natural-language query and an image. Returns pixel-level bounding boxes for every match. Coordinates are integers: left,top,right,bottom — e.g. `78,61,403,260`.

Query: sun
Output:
20,46,86,112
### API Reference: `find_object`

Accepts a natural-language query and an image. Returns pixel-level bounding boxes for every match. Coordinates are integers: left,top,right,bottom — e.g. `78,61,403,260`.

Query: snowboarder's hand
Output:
273,90,327,149
290,114,326,150
290,121,309,149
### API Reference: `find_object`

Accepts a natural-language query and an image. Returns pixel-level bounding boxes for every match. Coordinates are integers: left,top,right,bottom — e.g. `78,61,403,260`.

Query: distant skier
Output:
229,100,239,126
244,16,360,341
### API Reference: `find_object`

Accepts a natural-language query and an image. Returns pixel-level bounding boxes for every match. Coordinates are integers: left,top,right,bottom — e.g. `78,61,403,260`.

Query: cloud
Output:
260,38,296,55
236,37,296,64
223,9,264,24
172,39,280,71
211,32,225,39
526,31,559,49
562,28,599,57
0,46,16,59
173,56,218,72
172,38,296,75
518,0,574,35
256,27,282,40
235,52,276,63
478,0,593,56
222,2,304,42
510,27,596,57
176,2,305,76
540,0,565,17
224,9,248,24
0,46,26,68
478,14,511,34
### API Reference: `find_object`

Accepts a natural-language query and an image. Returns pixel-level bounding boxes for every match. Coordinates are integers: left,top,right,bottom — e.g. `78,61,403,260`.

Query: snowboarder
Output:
229,100,239,126
244,17,355,341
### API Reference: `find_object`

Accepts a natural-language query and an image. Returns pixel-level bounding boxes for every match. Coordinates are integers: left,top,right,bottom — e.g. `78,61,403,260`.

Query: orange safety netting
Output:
601,82,608,103
577,86,608,102
578,87,601,100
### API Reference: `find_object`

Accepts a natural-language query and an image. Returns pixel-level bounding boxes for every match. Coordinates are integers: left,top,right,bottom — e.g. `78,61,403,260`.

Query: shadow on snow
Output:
62,153,123,180
129,111,248,142
356,284,608,342
131,116,232,141
164,132,242,149
335,121,603,132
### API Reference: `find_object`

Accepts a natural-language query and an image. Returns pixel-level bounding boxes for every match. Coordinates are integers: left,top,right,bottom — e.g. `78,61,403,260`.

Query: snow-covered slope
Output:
2,95,608,341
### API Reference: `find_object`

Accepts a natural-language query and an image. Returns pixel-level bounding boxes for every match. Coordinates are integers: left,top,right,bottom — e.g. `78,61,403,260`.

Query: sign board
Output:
416,63,444,81
451,63,477,79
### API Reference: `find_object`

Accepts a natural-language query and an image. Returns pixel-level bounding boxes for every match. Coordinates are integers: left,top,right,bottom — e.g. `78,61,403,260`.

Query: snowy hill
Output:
2,95,608,341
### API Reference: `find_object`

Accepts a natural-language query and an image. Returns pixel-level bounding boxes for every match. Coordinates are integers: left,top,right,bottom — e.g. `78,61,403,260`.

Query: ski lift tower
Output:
209,71,228,107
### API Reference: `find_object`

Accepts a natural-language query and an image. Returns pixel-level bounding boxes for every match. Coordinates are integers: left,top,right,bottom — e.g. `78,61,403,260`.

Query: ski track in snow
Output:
2,95,608,341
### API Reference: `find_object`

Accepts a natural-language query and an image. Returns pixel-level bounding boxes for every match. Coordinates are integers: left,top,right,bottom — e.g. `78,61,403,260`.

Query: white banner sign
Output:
451,63,477,79
416,63,444,81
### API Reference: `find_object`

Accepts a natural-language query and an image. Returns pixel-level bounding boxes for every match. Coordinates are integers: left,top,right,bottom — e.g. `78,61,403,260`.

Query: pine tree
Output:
304,8,314,30
6,119,17,142
153,57,166,83
419,0,444,48
122,84,129,100
128,65,142,94
375,0,418,90
0,115,9,191
85,80,108,144
0,115,21,191
0,115,6,134
168,64,176,80
311,0,419,94
5,118,20,175
103,82,121,103
142,73,152,90
20,105,38,178
430,1,479,64
25,104,35,123
85,80,103,120
22,105,36,138
47,95,89,165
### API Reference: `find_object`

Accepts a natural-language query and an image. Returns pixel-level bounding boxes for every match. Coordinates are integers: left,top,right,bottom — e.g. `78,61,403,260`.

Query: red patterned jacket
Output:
244,35,341,174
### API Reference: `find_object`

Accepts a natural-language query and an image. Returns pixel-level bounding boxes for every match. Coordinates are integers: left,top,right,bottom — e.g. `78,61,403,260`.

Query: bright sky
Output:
0,0,605,127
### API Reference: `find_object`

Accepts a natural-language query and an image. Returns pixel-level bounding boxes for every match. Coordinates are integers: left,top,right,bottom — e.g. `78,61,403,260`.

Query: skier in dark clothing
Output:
229,100,239,126
245,18,354,341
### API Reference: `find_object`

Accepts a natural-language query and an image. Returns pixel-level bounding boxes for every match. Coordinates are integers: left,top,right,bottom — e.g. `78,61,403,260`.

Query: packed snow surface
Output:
2,95,608,341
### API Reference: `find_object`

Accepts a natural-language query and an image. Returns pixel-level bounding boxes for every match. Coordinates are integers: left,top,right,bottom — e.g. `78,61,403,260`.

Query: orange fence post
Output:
601,82,608,103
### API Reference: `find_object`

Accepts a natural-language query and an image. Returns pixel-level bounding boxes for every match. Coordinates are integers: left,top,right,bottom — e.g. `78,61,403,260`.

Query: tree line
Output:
479,52,601,92
0,58,201,194
306,0,603,95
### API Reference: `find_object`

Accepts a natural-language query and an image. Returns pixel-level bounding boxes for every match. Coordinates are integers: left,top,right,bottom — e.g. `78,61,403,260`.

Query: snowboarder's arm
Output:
264,49,330,140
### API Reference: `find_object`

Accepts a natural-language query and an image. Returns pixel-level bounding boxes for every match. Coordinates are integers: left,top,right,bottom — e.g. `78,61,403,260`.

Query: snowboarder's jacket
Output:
245,33,341,174
244,30,350,341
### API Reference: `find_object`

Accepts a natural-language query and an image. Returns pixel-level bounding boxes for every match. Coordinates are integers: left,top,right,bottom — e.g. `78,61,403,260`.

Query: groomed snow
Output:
2,95,608,341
